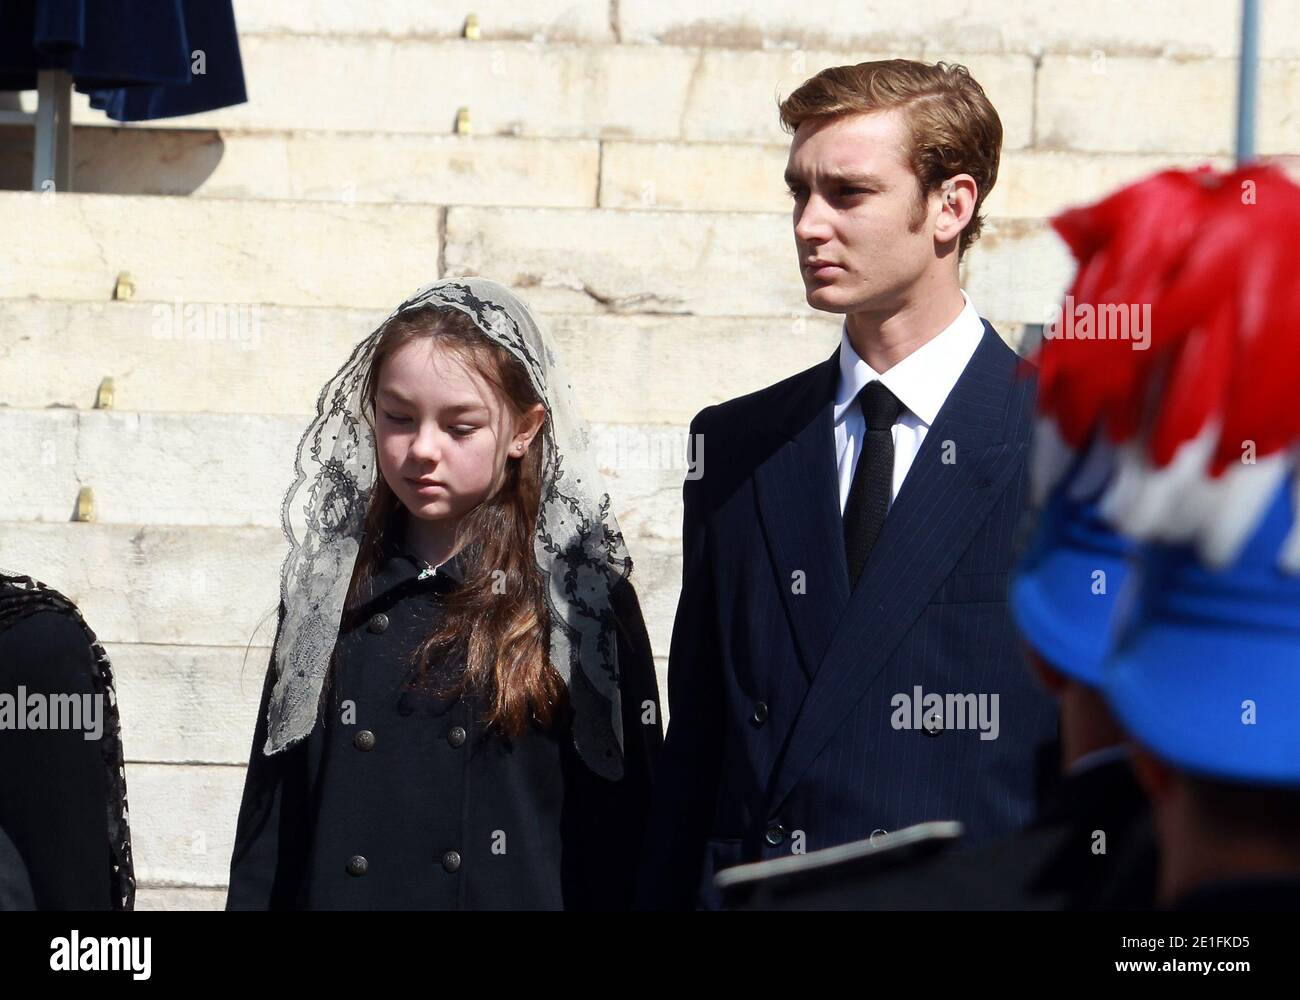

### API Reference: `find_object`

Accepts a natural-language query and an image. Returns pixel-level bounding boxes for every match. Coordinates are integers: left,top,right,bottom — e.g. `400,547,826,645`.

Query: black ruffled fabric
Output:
0,571,135,910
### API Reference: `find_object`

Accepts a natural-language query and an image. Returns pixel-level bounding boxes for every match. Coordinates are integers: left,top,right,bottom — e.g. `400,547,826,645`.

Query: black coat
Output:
0,608,120,910
226,539,662,910
0,823,34,910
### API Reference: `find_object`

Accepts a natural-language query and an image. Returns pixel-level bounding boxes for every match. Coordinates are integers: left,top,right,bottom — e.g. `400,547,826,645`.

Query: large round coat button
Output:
447,725,467,748
346,855,368,877
751,701,769,726
441,850,461,873
354,729,375,752
764,822,785,847
367,612,389,634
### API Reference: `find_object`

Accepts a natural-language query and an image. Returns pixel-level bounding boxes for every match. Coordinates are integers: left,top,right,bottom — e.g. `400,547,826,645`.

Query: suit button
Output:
346,855,368,877
764,822,785,847
367,612,389,634
442,850,461,873
870,828,888,843
353,729,375,752
923,714,943,736
447,725,467,748
750,701,769,727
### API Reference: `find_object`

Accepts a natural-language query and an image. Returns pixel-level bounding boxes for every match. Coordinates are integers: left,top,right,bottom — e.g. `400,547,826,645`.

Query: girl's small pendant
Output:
417,565,436,582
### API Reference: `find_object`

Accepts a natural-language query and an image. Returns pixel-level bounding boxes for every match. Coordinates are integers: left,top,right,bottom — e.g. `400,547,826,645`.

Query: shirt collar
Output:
833,289,986,428
365,532,466,602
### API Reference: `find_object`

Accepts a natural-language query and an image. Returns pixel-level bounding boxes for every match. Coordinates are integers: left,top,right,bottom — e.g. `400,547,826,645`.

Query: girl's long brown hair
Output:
336,304,565,737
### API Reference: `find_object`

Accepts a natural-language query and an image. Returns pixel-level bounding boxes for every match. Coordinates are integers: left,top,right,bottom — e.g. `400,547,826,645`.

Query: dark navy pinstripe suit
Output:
636,323,1059,910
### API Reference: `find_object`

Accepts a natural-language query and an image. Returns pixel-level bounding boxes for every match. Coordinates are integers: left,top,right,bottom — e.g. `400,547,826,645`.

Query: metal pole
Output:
32,69,56,190
53,68,72,192
1235,0,1260,165
31,68,73,191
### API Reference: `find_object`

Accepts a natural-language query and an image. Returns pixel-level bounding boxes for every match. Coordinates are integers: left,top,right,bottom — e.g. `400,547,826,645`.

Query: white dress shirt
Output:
833,290,986,515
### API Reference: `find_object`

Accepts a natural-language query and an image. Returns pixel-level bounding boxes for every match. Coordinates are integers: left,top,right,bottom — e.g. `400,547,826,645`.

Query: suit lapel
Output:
765,325,1029,811
752,348,849,684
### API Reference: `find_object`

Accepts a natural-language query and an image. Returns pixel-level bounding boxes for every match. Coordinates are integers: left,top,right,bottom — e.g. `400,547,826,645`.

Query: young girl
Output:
226,278,662,910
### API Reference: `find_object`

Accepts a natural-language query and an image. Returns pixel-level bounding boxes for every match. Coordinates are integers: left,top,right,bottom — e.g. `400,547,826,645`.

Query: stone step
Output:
442,206,1072,321
124,761,244,890
0,125,599,209
0,521,683,657
0,123,1233,218
0,300,842,420
230,0,1300,61
29,32,1295,156
616,0,1300,60
11,25,1292,157
107,642,267,766
230,0,615,43
2,192,1072,321
3,191,436,310
600,144,1233,217
1035,54,1300,156
135,887,227,911
3,410,690,540
41,37,1036,149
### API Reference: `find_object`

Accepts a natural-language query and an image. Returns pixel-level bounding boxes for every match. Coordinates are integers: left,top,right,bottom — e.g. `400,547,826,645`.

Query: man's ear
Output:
934,173,978,246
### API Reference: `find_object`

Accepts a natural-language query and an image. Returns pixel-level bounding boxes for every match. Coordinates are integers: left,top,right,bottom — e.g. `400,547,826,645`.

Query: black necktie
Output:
843,381,903,586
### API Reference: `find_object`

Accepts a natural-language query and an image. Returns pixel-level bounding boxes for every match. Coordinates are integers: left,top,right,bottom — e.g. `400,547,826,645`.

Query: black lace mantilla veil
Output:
266,277,635,779
0,571,136,910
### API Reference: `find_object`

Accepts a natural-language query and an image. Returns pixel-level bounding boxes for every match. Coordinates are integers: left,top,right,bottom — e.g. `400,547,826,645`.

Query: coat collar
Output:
364,529,467,603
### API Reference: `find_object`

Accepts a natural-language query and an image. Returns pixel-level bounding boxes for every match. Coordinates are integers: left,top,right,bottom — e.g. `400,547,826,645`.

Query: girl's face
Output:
374,338,544,526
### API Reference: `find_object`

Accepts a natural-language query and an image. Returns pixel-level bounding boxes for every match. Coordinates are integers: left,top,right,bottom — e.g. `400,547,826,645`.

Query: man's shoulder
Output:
971,321,1038,441
988,321,1038,383
688,352,834,437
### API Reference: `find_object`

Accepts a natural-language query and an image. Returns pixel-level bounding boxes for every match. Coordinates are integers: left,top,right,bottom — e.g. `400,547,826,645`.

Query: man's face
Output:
785,109,939,316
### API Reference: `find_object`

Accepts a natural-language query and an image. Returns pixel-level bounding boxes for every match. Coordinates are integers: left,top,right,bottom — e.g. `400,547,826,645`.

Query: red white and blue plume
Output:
1029,164,1300,571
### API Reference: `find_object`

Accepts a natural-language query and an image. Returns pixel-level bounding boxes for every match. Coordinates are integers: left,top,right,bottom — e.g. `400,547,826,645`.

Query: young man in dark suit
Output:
636,59,1057,910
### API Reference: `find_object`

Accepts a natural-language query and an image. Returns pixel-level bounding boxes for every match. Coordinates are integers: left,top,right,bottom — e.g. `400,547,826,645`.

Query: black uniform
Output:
1173,875,1300,911
725,752,1156,910
226,537,662,910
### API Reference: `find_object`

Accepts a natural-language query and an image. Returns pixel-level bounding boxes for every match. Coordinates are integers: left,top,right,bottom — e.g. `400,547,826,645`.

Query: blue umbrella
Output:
0,0,247,189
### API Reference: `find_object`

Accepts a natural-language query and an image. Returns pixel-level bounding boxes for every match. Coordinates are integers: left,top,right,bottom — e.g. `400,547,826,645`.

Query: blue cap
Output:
1010,487,1137,688
1103,480,1300,786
